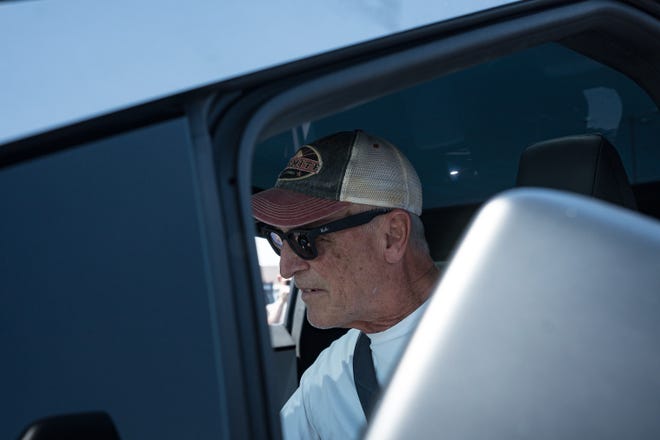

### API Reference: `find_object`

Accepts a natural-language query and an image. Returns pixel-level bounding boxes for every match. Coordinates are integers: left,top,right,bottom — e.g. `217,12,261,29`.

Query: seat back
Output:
516,134,637,209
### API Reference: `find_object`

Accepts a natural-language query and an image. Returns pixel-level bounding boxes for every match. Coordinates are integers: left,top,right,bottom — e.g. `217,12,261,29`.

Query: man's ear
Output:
383,210,410,263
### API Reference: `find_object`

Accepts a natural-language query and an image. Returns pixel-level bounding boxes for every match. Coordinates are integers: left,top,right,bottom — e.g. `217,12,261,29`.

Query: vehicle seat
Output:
515,134,637,209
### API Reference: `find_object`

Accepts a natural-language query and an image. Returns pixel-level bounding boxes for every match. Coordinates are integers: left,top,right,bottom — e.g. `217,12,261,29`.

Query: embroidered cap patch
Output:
277,146,323,181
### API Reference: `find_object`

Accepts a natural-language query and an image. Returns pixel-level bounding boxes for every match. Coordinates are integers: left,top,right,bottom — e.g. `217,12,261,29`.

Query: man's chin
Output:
306,312,339,330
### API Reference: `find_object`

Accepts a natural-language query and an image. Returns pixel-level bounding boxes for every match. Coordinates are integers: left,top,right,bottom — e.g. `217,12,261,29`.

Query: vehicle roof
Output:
0,0,518,145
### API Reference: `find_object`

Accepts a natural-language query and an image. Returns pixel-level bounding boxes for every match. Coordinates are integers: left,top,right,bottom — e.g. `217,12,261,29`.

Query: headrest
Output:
516,134,637,209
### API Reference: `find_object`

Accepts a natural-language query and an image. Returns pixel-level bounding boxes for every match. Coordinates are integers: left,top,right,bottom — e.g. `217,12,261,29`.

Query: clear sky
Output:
0,0,517,145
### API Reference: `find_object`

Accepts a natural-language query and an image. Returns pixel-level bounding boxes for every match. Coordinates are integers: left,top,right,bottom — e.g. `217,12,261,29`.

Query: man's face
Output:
278,207,386,329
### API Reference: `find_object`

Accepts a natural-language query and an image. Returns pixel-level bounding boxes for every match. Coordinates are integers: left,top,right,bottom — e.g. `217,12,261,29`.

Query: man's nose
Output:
279,242,309,278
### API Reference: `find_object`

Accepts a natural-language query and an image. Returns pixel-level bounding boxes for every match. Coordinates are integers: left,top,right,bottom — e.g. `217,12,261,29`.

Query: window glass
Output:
253,43,660,209
252,41,660,329
0,119,226,439
257,237,291,326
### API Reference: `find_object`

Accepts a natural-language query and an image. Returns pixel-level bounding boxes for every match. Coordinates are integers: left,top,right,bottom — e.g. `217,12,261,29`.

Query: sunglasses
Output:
258,209,392,260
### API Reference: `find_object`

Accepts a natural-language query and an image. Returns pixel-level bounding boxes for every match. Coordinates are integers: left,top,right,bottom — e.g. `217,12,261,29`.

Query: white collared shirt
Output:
280,302,428,440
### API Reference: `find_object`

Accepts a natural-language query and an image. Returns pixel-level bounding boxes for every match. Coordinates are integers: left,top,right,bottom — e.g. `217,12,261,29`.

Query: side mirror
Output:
18,411,120,440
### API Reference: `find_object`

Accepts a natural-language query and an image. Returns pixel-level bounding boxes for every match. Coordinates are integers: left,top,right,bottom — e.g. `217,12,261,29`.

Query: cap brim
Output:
252,187,350,229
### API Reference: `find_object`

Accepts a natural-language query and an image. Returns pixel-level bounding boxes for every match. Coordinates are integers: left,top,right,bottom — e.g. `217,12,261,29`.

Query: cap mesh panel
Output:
340,132,422,214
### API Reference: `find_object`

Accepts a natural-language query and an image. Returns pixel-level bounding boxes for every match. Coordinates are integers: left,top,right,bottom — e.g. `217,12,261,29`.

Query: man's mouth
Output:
300,287,325,298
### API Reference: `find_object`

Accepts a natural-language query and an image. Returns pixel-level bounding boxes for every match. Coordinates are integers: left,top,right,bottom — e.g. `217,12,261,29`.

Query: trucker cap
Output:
252,130,422,228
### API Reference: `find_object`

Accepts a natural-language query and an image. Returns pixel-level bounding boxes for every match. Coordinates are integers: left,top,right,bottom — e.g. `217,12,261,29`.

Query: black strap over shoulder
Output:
353,332,381,421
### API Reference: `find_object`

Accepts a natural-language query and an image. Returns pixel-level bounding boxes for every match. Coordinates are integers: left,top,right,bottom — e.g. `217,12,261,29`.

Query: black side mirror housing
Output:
18,411,120,440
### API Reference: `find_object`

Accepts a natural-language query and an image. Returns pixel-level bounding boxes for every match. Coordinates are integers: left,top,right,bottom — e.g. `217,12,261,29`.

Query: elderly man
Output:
252,130,440,439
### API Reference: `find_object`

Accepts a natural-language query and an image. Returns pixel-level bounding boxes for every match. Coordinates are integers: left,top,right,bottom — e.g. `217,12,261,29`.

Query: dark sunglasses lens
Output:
268,231,284,254
291,231,315,259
